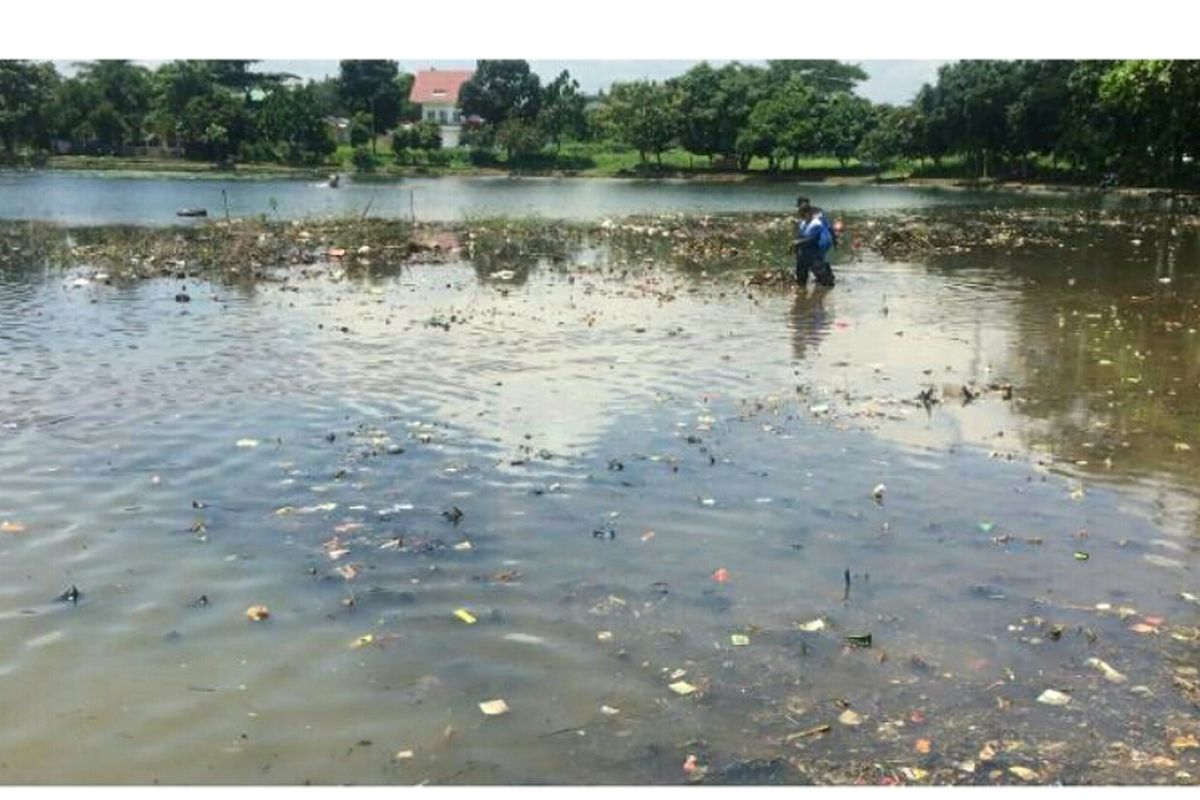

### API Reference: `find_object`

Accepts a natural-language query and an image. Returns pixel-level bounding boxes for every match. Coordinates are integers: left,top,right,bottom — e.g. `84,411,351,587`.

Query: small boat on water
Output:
176,208,208,218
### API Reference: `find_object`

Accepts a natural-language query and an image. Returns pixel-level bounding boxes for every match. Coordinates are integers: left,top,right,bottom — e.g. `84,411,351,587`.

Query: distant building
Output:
409,68,474,147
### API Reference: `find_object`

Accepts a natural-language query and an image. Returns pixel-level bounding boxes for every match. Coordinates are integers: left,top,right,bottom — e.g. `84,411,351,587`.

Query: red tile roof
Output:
409,70,474,105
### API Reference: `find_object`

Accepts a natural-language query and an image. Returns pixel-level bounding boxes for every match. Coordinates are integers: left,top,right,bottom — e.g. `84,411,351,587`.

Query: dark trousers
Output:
796,248,835,286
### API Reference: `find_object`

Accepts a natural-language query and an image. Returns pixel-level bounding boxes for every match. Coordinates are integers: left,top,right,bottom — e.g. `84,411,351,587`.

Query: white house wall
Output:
421,103,462,125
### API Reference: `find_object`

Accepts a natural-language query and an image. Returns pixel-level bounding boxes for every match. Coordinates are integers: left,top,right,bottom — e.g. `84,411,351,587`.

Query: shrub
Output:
351,146,378,172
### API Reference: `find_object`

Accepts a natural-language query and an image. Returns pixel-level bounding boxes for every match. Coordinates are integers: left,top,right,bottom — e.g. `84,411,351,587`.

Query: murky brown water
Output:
0,207,1197,785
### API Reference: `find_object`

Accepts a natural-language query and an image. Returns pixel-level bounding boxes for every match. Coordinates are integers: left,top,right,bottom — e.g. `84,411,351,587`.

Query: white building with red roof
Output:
409,68,474,146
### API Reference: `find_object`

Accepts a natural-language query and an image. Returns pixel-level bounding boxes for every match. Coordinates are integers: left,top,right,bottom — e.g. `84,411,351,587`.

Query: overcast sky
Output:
54,59,948,106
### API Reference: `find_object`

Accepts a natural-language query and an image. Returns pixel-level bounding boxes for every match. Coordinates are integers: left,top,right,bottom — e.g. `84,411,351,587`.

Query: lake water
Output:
0,169,1143,226
0,179,1197,785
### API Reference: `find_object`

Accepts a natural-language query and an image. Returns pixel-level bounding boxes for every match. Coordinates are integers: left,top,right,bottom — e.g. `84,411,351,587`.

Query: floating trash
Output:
479,699,510,716
1037,689,1071,706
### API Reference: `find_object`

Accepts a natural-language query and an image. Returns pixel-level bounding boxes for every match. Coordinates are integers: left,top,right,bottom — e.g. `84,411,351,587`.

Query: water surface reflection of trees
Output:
923,223,1200,488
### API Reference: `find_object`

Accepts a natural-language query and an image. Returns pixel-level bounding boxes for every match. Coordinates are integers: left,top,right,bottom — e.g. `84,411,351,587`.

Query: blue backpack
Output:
815,211,837,252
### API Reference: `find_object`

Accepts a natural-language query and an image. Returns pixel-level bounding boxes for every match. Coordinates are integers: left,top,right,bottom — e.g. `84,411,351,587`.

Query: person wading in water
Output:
793,196,841,287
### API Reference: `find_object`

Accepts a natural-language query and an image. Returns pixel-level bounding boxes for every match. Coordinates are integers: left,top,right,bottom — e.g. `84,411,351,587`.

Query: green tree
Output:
178,90,250,161
713,63,770,165
337,60,405,152
913,84,951,165
670,62,723,163
206,60,264,99
766,60,868,94
70,60,155,148
349,111,373,147
0,60,58,156
351,145,378,172
918,61,1024,177
459,60,542,126
1099,60,1200,184
668,62,768,166
258,85,335,164
52,76,102,146
414,119,442,150
307,76,346,118
817,93,873,165
605,81,678,165
391,125,417,164
1003,60,1074,173
740,77,819,171
391,120,442,164
856,104,920,169
496,117,547,162
147,61,216,148
1056,61,1118,177
538,70,585,152
395,72,418,122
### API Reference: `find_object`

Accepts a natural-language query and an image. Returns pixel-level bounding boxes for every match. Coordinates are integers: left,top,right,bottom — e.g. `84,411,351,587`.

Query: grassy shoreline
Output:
22,154,1200,198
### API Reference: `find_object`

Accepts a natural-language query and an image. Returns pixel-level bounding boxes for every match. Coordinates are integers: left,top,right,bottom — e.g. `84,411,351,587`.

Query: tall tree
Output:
1057,61,1118,177
496,117,548,161
538,70,586,151
670,62,723,163
0,61,58,155
337,60,404,152
70,60,155,148
459,60,542,126
605,81,678,165
147,60,216,148
395,72,419,123
913,83,951,165
817,93,874,166
307,76,344,118
178,90,251,161
713,63,770,163
856,104,921,169
258,84,335,164
919,60,1023,176
1004,61,1073,166
739,77,819,171
1099,60,1200,183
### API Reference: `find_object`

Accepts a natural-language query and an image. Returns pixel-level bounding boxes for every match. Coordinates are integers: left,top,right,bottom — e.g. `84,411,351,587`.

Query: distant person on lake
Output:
793,196,840,287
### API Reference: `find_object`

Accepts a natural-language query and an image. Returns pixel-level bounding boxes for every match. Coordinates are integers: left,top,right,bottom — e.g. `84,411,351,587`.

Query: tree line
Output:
593,59,1199,186
0,59,419,165
1,59,1197,186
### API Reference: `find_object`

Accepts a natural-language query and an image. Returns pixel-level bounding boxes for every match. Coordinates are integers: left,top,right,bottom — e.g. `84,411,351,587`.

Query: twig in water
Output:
538,725,586,740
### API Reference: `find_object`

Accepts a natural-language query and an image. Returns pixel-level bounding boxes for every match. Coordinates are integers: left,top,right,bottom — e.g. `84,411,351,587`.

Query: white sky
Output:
27,0,1197,108
52,59,947,106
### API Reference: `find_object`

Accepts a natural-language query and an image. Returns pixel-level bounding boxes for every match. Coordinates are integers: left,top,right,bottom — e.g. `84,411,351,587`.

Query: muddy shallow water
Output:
0,210,1197,785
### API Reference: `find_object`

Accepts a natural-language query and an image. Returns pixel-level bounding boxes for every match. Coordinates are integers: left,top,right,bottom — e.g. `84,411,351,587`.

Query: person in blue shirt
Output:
793,196,837,287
